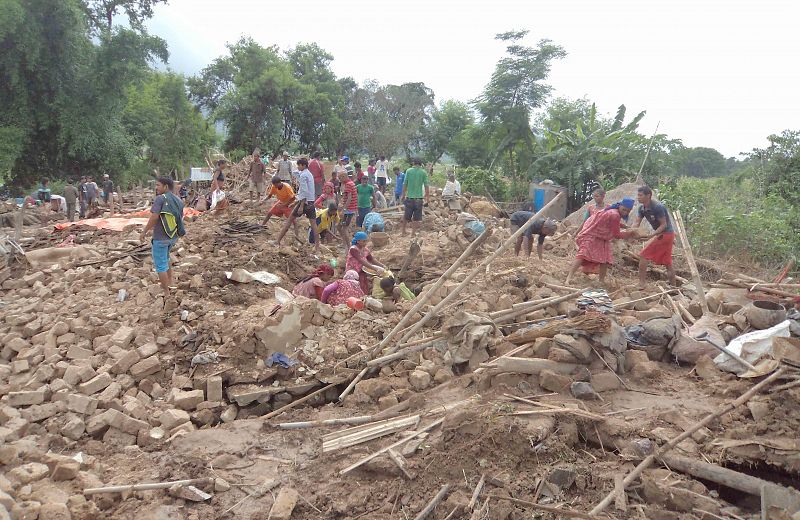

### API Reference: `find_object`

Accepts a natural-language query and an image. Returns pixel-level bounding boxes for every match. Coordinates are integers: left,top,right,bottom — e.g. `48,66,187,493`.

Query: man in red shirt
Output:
338,170,358,247
309,151,325,198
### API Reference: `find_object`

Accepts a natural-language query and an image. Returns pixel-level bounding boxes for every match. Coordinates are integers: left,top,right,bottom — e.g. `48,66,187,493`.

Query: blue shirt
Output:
394,173,405,197
363,212,385,234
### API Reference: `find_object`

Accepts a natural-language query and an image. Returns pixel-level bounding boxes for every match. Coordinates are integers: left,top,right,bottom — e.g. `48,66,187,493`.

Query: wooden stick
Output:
413,484,450,520
322,415,421,452
338,367,368,402
397,193,566,344
262,382,337,420
488,495,602,519
718,279,799,299
84,477,212,495
589,367,786,515
276,415,378,430
486,357,579,375
468,474,486,510
387,449,415,480
673,210,709,315
613,474,627,511
367,338,441,367
659,453,800,499
364,228,492,359
340,418,445,475
491,290,584,324
613,289,677,310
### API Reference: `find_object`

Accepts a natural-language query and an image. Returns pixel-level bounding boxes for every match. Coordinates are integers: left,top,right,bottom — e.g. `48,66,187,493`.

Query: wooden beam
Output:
672,210,709,315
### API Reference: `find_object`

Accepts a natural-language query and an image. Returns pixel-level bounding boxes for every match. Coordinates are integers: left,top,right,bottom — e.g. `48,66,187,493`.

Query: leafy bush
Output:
458,166,509,201
658,177,799,269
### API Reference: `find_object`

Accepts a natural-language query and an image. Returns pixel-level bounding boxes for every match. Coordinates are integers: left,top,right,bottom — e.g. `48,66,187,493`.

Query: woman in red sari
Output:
565,198,636,285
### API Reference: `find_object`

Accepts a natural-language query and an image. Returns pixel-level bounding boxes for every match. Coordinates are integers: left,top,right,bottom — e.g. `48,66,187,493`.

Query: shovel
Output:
694,331,757,371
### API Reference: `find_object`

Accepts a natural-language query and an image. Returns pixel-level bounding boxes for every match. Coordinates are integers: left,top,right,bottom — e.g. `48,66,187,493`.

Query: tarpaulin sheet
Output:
54,207,201,231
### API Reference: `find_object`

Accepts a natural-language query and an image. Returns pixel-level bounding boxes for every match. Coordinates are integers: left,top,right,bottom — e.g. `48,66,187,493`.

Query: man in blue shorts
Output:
140,177,185,308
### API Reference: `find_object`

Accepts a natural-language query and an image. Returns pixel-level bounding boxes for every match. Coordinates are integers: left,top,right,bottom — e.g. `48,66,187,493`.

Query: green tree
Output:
748,129,800,204
422,100,473,165
123,71,215,183
475,30,566,178
82,0,168,33
670,146,729,178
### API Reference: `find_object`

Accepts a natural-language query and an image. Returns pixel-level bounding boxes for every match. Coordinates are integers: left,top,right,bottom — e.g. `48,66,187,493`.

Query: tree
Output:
475,30,566,177
422,100,473,165
82,0,168,33
670,146,728,178
748,129,800,204
123,72,215,182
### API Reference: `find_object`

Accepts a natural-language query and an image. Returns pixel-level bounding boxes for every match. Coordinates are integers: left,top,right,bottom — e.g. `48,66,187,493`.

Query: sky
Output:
146,0,800,158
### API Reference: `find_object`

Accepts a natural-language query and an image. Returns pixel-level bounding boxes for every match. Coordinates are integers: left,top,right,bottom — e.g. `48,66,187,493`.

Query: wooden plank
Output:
673,210,709,315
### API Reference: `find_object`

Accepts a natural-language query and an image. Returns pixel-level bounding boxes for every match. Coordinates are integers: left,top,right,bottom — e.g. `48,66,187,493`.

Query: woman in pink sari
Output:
321,270,365,306
565,198,635,284
345,231,385,294
292,264,334,300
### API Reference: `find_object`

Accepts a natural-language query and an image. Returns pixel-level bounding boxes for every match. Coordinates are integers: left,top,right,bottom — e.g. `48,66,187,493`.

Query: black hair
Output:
272,176,283,184
312,151,321,159
638,186,653,196
156,177,174,190
411,157,422,166
393,166,401,172
354,162,362,169
297,158,308,167
371,223,384,232
380,277,396,291
67,179,74,184
380,155,386,161
327,202,338,212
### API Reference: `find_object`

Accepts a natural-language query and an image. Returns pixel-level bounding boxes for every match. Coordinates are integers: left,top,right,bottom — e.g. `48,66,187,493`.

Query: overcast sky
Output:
147,0,800,158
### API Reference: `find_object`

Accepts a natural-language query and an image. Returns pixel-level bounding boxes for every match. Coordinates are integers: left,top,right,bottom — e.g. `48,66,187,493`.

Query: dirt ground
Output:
1,190,799,520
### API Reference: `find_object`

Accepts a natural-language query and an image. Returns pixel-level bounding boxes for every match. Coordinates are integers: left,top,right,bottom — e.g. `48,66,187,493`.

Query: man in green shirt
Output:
400,157,430,236
355,174,376,227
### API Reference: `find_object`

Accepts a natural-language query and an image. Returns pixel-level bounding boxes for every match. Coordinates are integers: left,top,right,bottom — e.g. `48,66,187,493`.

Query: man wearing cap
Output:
276,152,292,183
400,158,429,237
565,198,636,285
249,149,266,203
510,210,557,260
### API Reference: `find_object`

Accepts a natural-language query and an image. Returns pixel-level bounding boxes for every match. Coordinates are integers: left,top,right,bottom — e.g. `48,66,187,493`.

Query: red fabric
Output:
327,280,364,306
575,209,626,272
346,246,373,293
308,159,325,183
268,203,293,217
342,180,358,211
355,169,365,182
640,232,675,266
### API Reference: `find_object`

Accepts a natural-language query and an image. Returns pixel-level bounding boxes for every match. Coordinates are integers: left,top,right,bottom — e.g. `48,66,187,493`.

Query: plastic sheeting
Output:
714,320,791,375
54,207,201,231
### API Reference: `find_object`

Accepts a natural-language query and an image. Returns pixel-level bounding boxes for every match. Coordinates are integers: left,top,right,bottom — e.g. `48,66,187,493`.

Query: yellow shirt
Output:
316,208,340,232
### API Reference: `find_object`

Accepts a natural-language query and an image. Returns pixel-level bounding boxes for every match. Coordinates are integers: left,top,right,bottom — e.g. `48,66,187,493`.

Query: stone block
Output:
22,402,65,423
129,356,160,380
539,369,572,393
624,349,650,372
110,326,135,348
51,460,80,481
66,345,93,360
172,390,204,411
61,417,85,440
8,390,46,407
38,502,71,520
206,376,223,403
158,409,190,430
590,372,621,392
78,372,112,395
7,462,49,485
110,350,140,375
269,487,299,520
408,370,431,391
66,394,98,415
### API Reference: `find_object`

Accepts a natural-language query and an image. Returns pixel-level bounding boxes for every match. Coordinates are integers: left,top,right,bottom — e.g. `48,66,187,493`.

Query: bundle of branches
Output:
506,311,611,345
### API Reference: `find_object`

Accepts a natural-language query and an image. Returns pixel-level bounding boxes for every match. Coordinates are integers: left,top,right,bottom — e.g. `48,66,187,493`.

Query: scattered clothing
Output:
265,352,299,368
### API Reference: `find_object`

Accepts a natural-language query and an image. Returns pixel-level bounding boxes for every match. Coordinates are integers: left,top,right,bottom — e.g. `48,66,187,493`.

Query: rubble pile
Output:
1,185,799,519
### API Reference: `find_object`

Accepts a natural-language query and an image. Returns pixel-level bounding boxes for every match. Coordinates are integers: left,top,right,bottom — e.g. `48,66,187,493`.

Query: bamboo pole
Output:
84,478,212,495
398,192,566,345
589,367,786,515
672,210,709,315
362,228,493,360
490,290,584,324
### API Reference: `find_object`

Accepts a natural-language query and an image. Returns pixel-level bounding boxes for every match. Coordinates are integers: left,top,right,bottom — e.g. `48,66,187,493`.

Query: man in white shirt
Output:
375,155,389,194
276,158,320,252
442,172,462,210
276,152,292,182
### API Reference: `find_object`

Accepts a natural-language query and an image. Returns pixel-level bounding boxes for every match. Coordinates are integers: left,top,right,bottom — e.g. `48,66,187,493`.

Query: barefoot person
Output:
139,177,185,307
248,149,266,203
633,186,676,287
510,211,557,259
292,264,335,300
565,198,635,285
276,158,320,252
577,187,606,233
346,231,386,294
261,177,296,226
